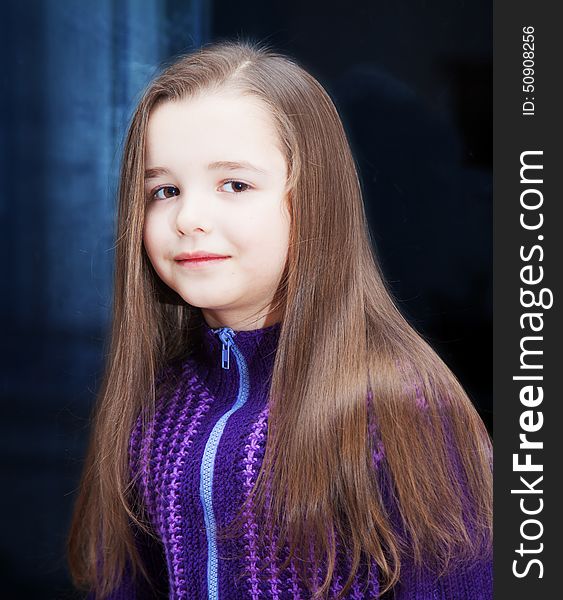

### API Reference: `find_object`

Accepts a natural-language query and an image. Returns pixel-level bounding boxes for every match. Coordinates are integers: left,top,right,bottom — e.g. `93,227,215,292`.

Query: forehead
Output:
145,93,285,171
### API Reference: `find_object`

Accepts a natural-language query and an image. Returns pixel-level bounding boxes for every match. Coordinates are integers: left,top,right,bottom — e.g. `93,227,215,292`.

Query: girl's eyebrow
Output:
208,160,267,174
144,160,266,181
144,167,171,180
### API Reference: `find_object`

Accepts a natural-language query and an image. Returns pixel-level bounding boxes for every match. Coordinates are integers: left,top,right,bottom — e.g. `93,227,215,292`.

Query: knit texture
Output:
88,311,492,599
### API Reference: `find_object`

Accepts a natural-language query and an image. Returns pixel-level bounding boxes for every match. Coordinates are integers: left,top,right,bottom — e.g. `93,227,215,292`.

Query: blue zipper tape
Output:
199,327,250,599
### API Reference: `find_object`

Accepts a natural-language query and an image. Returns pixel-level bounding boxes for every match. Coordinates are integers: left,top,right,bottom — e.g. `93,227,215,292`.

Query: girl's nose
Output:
174,192,212,236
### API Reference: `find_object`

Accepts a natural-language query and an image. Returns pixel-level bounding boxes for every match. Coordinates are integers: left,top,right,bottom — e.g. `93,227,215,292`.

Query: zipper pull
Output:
216,328,235,370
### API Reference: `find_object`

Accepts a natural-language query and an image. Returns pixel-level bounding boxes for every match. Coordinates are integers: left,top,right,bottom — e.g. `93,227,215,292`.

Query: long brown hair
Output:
67,39,492,599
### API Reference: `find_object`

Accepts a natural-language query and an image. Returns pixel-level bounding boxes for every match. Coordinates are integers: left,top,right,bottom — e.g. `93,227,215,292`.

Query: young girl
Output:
67,40,493,599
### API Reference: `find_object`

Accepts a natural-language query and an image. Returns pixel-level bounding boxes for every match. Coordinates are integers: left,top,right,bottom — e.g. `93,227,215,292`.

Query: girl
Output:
67,40,493,599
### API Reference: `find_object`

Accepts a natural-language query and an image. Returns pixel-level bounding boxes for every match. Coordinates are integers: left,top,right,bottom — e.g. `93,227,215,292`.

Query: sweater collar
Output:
189,309,282,398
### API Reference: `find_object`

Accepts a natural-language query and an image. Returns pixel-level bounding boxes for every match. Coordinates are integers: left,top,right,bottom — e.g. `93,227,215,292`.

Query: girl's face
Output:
143,92,291,330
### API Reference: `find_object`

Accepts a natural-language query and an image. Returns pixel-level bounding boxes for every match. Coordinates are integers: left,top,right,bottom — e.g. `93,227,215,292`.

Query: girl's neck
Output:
200,307,283,332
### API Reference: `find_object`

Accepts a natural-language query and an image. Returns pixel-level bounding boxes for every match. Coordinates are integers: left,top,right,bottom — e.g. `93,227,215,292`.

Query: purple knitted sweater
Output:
91,312,492,599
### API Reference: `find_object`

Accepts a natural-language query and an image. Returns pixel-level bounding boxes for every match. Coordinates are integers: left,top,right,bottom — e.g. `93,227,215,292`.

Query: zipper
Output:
199,327,250,600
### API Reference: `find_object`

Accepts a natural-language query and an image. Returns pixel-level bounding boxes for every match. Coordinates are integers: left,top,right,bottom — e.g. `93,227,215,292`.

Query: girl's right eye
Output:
149,185,179,201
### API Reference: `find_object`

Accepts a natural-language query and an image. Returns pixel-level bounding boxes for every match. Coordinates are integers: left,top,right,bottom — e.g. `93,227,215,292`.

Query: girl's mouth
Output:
175,256,231,268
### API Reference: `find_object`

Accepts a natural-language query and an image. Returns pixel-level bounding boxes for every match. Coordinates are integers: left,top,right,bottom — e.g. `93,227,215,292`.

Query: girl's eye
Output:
148,181,251,201
221,180,251,193
150,185,179,201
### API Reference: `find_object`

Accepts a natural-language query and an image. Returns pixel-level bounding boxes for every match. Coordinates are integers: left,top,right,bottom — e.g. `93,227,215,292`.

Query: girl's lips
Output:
175,256,230,268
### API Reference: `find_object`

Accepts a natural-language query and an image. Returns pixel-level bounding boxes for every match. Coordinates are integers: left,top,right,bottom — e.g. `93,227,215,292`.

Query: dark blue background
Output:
0,0,491,596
